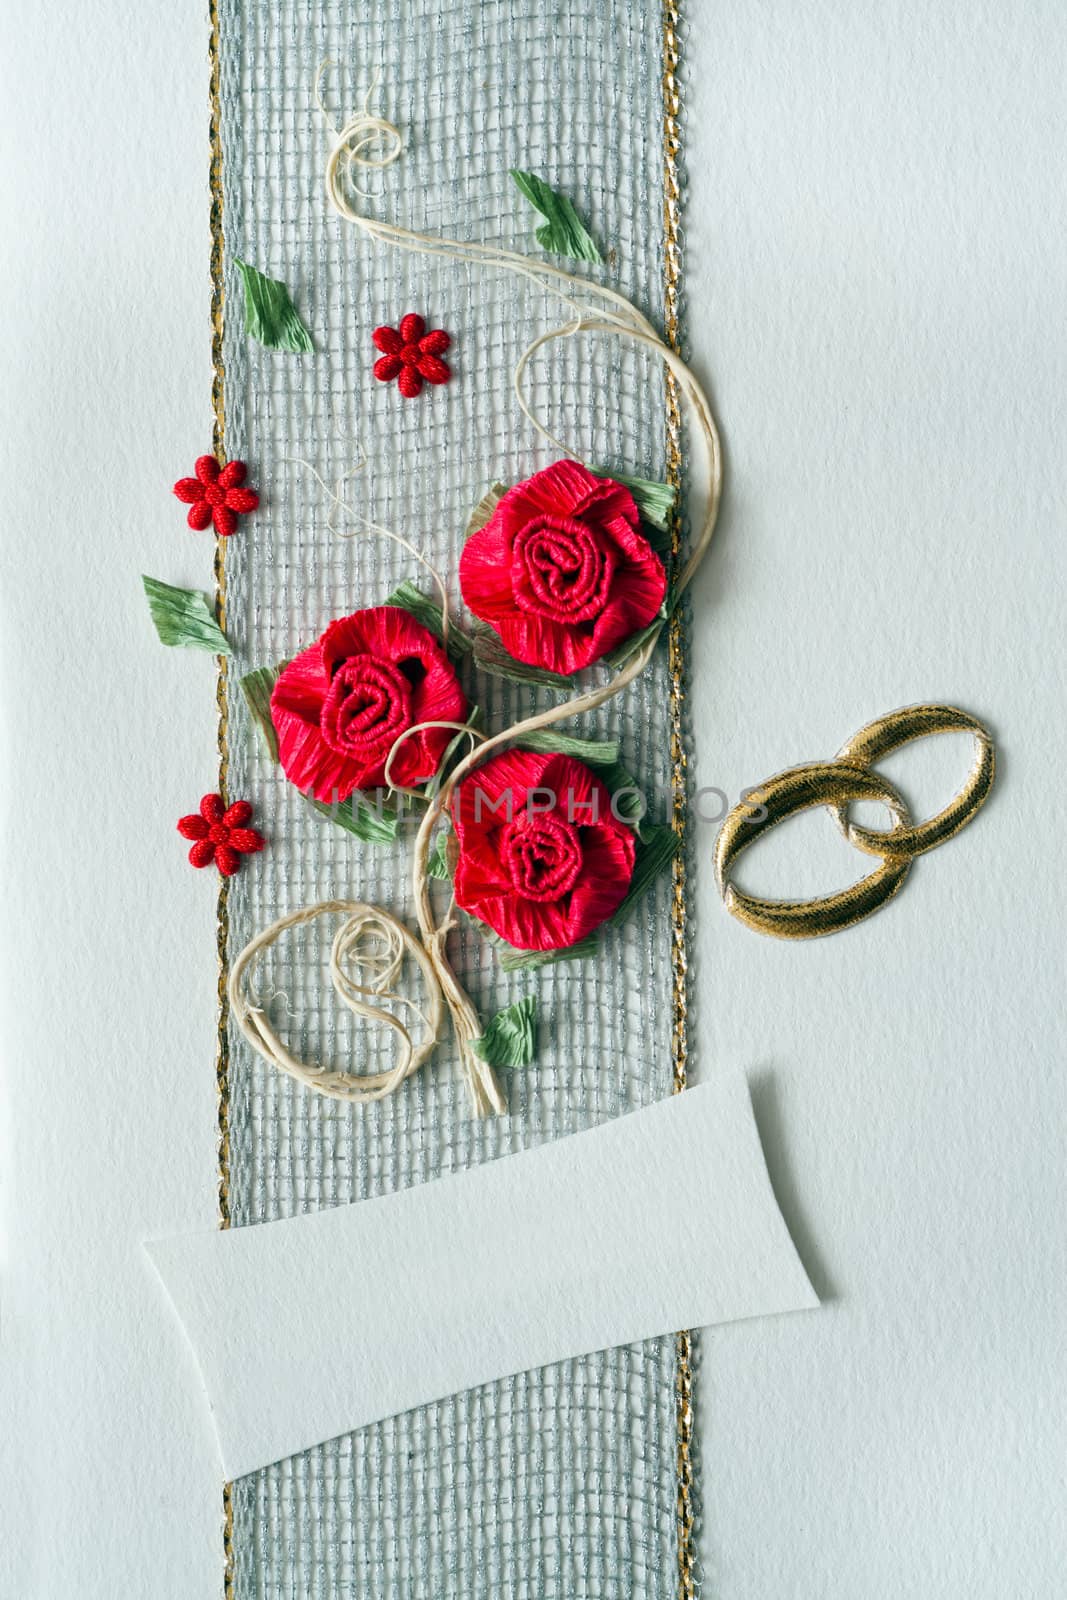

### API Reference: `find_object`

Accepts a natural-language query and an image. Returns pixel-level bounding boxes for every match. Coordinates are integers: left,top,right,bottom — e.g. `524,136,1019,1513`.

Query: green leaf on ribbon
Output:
590,760,648,830
509,170,603,264
468,474,672,540
427,829,454,880
239,662,283,760
590,468,677,534
604,616,667,673
519,731,621,766
142,575,231,655
471,624,575,692
497,935,600,973
471,996,538,1068
425,707,483,801
611,824,681,926
233,257,314,353
383,580,473,661
464,483,507,539
305,792,399,844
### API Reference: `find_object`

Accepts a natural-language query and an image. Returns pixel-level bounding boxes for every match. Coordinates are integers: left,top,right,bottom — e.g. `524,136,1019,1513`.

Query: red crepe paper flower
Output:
459,460,667,676
451,749,636,951
372,314,451,398
173,456,260,537
178,794,264,877
270,605,468,802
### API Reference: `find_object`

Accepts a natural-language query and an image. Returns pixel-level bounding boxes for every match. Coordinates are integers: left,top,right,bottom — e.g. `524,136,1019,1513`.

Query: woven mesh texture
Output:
218,2,681,1593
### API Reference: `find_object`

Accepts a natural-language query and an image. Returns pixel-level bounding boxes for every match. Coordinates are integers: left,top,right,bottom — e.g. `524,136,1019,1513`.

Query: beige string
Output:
382,719,486,797
229,900,443,1103
283,452,456,649
229,86,723,1116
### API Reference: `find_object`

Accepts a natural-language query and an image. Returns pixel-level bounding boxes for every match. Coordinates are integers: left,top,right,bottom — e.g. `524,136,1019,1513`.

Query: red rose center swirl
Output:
500,813,584,902
321,655,413,760
510,515,616,624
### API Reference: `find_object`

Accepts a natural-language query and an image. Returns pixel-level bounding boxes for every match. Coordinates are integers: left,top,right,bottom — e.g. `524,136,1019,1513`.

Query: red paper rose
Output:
458,460,667,675
451,749,636,951
270,606,468,802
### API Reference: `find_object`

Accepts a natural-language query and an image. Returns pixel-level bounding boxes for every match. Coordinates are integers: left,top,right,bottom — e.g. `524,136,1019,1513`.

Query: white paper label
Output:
147,1071,817,1478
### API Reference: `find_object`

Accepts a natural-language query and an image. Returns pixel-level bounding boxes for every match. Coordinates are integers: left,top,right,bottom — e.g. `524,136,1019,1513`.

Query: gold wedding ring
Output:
831,703,996,859
715,704,996,939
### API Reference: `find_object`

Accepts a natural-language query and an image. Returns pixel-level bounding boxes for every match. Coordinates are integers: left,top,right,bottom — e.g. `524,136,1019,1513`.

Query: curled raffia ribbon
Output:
714,703,996,939
230,901,444,1103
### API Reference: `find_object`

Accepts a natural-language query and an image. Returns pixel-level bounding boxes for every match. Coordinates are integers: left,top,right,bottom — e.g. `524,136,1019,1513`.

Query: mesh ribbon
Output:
217,1,689,1592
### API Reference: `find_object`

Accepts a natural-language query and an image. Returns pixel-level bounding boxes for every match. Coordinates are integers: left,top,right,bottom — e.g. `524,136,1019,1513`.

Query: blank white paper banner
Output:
148,1072,817,1478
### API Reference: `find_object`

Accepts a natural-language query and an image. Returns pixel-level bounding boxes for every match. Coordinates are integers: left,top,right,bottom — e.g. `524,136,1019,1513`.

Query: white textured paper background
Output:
685,4,1067,1596
2,1,1065,1597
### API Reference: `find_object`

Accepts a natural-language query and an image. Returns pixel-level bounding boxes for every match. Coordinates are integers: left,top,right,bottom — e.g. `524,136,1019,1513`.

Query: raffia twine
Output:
230,901,443,1102
228,88,723,1116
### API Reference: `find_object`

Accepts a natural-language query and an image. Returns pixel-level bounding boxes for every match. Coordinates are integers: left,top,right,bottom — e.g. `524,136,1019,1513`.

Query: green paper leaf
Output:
604,616,667,673
239,662,283,760
425,707,483,800
590,467,676,533
142,575,231,655
427,829,454,880
640,529,672,559
471,625,575,692
509,170,603,264
612,824,681,927
497,935,600,972
464,483,508,539
590,760,648,829
384,580,472,661
305,792,399,844
519,731,621,766
471,996,538,1068
638,525,673,558
233,257,314,353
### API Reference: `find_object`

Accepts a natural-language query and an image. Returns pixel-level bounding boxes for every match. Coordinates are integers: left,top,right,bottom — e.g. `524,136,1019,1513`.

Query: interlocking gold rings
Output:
831,703,996,859
714,703,996,939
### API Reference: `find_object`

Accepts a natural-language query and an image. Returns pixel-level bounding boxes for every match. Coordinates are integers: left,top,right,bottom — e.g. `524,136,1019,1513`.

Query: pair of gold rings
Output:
714,703,996,939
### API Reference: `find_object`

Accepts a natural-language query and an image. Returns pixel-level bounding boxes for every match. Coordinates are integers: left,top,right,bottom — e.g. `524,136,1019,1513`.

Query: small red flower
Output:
177,794,265,877
173,456,260,537
451,749,636,951
459,460,667,675
372,314,451,398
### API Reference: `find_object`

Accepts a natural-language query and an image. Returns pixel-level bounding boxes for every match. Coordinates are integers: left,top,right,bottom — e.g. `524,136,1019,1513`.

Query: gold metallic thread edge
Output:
209,2,693,1591
209,0,230,1238
208,0,235,1593
661,2,697,1595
